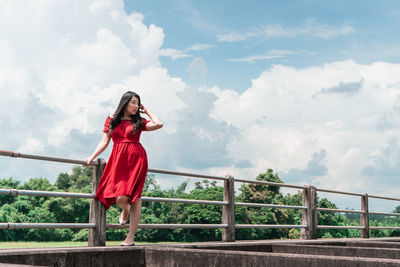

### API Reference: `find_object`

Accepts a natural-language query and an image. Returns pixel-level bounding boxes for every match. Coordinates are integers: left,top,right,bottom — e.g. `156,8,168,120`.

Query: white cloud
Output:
187,57,207,85
209,60,400,196
229,49,295,63
218,21,354,42
124,67,186,134
216,32,250,42
17,137,44,154
160,43,214,60
0,0,186,181
264,25,298,38
160,48,191,59
187,43,215,51
264,23,354,39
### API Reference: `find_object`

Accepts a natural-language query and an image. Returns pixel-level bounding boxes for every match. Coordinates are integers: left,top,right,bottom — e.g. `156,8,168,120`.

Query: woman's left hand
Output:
139,104,148,114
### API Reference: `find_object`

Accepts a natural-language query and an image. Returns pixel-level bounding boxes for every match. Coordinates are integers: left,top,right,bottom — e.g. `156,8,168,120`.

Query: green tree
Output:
235,169,289,240
55,172,71,191
0,178,20,206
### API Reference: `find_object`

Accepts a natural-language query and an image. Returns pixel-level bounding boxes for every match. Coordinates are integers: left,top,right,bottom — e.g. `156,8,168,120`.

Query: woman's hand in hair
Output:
139,104,148,114
141,105,163,131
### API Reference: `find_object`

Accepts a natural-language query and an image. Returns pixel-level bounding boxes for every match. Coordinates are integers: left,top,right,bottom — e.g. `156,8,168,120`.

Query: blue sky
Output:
126,0,400,92
1,0,400,212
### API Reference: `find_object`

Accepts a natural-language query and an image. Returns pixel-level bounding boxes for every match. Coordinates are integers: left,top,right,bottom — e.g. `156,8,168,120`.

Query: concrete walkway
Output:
1,237,400,266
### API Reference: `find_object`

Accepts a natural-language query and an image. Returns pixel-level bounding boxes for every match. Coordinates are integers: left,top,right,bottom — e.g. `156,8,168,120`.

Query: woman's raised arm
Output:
86,132,111,165
140,104,163,131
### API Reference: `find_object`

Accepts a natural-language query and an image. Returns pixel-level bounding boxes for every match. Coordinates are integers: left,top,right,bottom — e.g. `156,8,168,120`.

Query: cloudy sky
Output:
1,0,400,211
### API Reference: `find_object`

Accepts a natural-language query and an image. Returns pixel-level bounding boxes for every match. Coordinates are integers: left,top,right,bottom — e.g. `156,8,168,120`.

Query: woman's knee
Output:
131,198,142,207
116,195,129,204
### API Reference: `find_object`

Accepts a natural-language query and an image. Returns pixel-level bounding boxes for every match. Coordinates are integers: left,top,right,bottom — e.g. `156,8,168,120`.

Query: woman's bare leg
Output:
122,198,142,244
116,196,130,223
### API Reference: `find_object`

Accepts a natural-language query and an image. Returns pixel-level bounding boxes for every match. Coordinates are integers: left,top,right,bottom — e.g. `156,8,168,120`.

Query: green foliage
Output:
235,169,295,240
0,178,20,206
138,179,223,242
288,228,301,239
72,229,88,242
0,167,93,242
55,166,93,193
55,173,71,191
239,169,283,204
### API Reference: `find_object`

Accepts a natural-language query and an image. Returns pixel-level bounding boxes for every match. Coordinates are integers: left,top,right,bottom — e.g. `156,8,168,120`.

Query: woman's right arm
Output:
86,132,111,165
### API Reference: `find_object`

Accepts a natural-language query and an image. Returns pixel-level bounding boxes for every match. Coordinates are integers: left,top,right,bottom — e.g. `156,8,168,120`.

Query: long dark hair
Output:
109,91,144,134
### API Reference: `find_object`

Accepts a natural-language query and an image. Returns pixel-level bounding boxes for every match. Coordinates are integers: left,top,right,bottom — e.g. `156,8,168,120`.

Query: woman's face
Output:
125,96,140,116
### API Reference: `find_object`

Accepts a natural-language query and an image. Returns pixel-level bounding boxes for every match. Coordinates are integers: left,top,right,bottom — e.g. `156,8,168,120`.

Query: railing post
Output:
88,158,107,246
222,175,235,242
360,193,369,238
302,185,317,239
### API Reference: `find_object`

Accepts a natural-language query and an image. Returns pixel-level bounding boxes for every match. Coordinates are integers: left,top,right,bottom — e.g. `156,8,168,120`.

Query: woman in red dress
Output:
86,91,163,246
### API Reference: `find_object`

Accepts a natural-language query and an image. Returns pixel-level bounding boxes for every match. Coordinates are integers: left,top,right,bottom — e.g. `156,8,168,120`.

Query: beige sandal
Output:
120,241,135,246
118,210,129,225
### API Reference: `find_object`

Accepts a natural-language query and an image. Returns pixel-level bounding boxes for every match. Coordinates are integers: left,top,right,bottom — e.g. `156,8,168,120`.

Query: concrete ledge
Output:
0,246,145,267
346,240,400,248
1,238,400,266
271,244,400,259
144,247,400,267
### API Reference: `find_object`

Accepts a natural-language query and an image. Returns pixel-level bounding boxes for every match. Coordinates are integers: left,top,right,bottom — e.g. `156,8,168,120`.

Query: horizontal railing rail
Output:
0,223,96,229
318,225,365,229
235,224,307,229
0,150,98,166
107,224,228,229
235,202,307,210
317,208,364,214
368,195,400,202
0,149,399,245
148,168,229,181
370,226,400,230
0,189,228,206
0,188,94,198
369,211,400,216
316,188,364,197
142,196,228,206
234,178,306,189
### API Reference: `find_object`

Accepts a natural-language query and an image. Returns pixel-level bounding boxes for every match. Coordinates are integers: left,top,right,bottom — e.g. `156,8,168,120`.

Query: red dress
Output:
96,116,149,209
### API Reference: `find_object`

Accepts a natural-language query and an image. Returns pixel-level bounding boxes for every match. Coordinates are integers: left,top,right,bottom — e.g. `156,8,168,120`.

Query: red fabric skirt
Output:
96,141,148,209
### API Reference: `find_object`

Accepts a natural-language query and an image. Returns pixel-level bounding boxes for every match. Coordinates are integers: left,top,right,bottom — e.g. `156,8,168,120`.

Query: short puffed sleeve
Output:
142,118,150,131
103,116,111,133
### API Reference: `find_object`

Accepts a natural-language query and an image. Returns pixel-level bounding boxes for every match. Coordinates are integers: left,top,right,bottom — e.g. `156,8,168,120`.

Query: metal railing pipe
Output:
107,224,228,229
148,168,228,181
235,224,307,229
318,225,364,229
0,223,95,229
316,188,364,197
368,195,400,202
0,189,228,205
142,196,228,206
235,202,307,210
234,178,306,189
369,211,400,217
370,226,400,230
317,208,364,214
0,150,97,166
0,188,94,199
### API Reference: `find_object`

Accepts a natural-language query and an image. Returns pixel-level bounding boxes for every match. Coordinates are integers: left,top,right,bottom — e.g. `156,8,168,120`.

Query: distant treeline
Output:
0,167,399,242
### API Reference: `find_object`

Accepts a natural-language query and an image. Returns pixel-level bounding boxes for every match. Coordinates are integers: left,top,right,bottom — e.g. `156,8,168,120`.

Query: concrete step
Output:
1,239,400,266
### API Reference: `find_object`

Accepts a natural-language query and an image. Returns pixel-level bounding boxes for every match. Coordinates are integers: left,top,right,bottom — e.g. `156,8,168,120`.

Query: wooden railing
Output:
0,150,399,246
